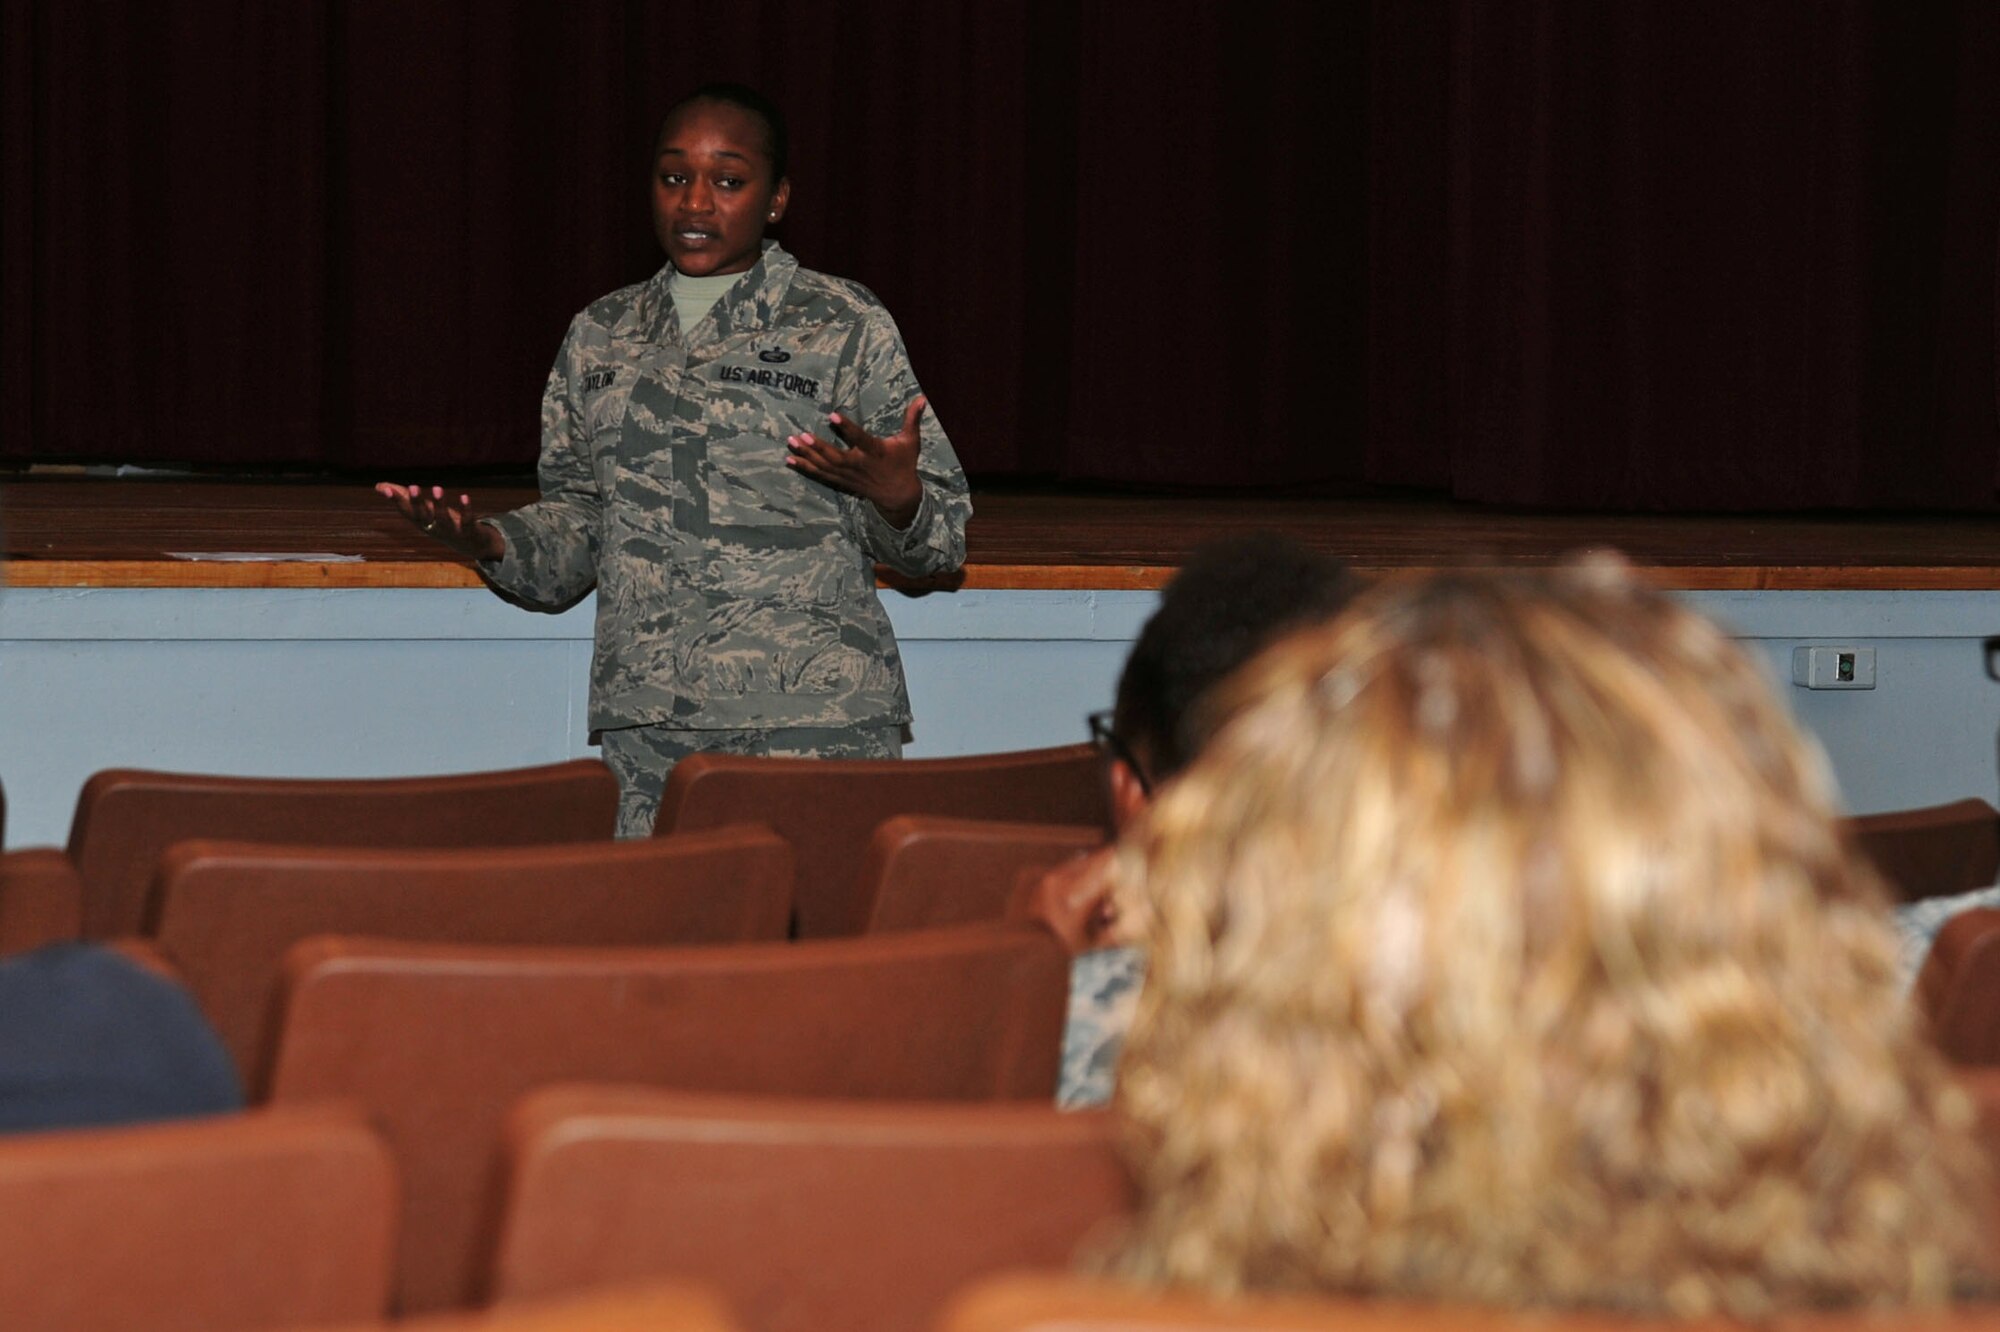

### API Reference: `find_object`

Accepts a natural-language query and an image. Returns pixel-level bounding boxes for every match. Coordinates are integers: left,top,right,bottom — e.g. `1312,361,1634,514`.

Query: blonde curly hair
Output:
1107,559,1990,1317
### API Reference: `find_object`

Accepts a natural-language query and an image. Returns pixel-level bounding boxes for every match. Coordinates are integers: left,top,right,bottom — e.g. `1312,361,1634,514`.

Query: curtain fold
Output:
1415,0,1998,509
8,1,334,465
3,0,1995,509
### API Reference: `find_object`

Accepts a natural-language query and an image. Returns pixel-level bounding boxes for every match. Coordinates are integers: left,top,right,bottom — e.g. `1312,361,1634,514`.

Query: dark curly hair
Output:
1112,534,1359,782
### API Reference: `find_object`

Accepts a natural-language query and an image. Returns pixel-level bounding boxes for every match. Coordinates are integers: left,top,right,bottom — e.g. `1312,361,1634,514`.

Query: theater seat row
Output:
266,924,1073,1312
152,826,795,1089
0,748,1111,954
0,1086,1129,1332
11,1079,2000,1332
9,754,1984,948
16,768,2000,1074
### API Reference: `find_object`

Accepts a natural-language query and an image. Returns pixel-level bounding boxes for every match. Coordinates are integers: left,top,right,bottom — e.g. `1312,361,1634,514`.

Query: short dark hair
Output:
660,82,790,183
1113,535,1360,782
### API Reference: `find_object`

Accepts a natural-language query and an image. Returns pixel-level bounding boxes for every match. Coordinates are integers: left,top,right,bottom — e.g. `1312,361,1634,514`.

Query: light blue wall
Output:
3,584,1997,848
1685,590,2000,818
0,586,1150,848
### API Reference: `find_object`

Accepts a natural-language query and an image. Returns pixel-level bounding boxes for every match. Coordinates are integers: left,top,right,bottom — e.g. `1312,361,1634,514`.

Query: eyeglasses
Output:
1087,709,1153,797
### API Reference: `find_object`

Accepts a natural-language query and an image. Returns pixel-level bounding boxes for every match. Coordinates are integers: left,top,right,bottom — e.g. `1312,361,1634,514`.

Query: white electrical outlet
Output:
1791,646,1876,690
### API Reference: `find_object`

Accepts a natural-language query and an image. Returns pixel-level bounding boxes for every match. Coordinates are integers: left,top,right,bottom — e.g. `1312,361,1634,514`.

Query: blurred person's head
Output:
1097,534,1358,828
1108,557,1990,1316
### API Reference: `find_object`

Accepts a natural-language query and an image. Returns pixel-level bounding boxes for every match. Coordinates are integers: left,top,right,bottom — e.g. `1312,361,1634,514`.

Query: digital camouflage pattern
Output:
598,721,902,839
482,241,970,733
1058,945,1148,1109
1893,882,2000,989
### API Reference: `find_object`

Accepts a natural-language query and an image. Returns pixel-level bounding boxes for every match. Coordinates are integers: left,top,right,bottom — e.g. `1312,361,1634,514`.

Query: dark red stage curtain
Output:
3,0,1996,509
0,0,1038,473
1366,0,2000,509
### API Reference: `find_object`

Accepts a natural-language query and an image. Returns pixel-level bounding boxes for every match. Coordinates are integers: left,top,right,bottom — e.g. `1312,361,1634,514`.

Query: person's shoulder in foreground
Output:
1057,944,1148,1110
0,943,242,1135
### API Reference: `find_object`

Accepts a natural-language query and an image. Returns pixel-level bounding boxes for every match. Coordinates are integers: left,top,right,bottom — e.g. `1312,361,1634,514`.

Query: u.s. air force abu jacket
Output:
480,241,971,733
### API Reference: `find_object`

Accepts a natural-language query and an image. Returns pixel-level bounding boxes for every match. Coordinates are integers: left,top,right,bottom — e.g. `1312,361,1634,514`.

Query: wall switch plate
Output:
1792,646,1876,690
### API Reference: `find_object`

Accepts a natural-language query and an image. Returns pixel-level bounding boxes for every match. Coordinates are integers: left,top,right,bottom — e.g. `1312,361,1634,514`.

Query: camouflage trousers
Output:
597,722,904,838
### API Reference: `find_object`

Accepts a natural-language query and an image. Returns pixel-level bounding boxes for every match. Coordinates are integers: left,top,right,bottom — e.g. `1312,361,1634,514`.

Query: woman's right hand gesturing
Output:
375,483,506,562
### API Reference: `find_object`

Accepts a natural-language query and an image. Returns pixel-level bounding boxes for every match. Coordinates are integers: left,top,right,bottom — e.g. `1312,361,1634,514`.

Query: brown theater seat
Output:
937,1274,2000,1332
265,925,1070,1314
656,744,1111,937
490,1085,1134,1332
1846,797,2000,906
66,758,621,938
304,1283,747,1332
0,1102,397,1332
1917,906,2000,1064
151,826,792,1093
862,815,1108,933
0,846,85,955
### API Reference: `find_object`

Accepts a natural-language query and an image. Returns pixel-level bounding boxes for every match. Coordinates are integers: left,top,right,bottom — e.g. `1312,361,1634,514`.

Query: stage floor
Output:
4,476,2000,591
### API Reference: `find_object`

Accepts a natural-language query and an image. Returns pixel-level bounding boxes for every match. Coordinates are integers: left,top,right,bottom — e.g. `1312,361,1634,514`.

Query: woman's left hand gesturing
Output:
785,395,927,529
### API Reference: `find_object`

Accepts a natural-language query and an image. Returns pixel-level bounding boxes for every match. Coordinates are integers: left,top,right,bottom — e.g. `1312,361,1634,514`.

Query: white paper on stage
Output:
167,552,367,562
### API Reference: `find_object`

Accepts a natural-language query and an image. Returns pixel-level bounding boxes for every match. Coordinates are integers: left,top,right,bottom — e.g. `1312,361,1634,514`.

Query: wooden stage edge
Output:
4,479,2000,592
13,560,2000,594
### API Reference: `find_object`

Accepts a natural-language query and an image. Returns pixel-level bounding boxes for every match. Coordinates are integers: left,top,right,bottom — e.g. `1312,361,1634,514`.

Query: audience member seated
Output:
0,943,242,1133
1035,535,1358,1107
1098,559,1991,1316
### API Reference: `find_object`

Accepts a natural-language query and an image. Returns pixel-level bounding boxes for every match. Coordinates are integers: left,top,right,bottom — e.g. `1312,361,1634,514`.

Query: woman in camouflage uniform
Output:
382,84,970,835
